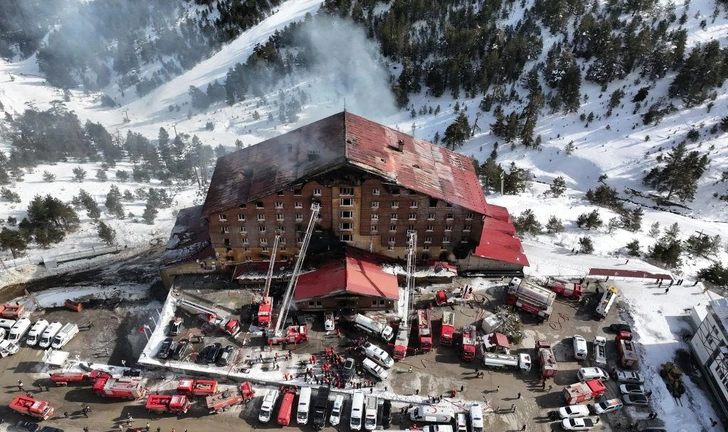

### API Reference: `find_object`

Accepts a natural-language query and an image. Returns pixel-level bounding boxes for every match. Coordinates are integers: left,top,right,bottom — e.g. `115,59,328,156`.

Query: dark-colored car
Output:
123,369,142,377
39,427,65,432
380,399,392,429
168,317,184,336
217,345,235,366
205,342,222,363
341,357,356,382
172,339,190,360
16,421,40,432
156,338,174,359
610,323,632,333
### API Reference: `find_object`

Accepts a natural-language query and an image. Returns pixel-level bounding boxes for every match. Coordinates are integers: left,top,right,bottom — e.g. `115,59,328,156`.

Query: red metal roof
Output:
483,216,516,236
294,253,399,301
202,112,487,217
484,203,512,221
489,332,510,348
473,219,529,266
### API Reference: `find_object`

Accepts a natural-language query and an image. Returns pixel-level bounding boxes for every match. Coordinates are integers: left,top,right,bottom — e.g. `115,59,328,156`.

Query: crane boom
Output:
272,203,320,335
393,232,416,359
262,235,281,298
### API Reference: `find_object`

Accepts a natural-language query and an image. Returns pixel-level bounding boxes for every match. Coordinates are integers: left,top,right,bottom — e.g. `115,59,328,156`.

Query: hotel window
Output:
340,187,354,196
295,201,303,209
387,245,395,251
340,222,353,231
466,213,474,220
371,201,380,208
446,213,454,220
426,225,434,232
390,225,397,232
427,213,435,220
218,214,227,222
243,246,250,251
391,202,399,209
239,226,247,233
424,237,432,243
410,201,418,208
237,214,245,221
372,188,380,195
370,225,378,233
340,211,353,219
295,214,303,221
391,213,398,220
464,225,471,232
260,238,268,246
340,198,353,207
257,214,265,221
223,238,230,246
220,226,229,234
262,247,269,253
443,236,451,243
446,202,453,208
445,225,453,231
407,225,416,233
280,246,287,251
371,214,379,220
239,204,247,209
278,225,285,233
258,226,266,233
275,214,284,222
277,191,284,196
313,188,322,196
245,256,252,262
388,236,396,244
409,213,417,220
256,202,264,209
392,188,400,195
340,234,353,242
242,237,249,245
275,202,284,209
294,189,302,196
423,245,430,251
429,198,438,208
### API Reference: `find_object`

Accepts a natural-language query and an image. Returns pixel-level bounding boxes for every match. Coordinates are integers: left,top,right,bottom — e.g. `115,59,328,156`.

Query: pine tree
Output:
579,236,594,254
97,221,116,246
625,239,640,256
96,169,108,182
442,112,470,149
549,177,566,197
643,142,710,202
72,166,87,182
42,171,56,182
105,185,125,219
576,210,603,230
545,216,564,234
0,228,28,259
142,201,158,224
513,209,542,235
620,208,643,232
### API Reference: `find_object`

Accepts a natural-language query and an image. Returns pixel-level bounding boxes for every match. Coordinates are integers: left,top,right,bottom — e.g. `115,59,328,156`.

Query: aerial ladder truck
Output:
256,234,281,328
176,298,241,337
393,232,416,360
267,203,320,346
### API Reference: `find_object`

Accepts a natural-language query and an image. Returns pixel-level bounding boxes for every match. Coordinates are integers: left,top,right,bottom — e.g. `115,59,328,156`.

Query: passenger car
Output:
217,345,235,366
341,358,356,382
619,384,646,395
156,337,174,359
381,400,392,429
616,370,645,384
39,427,65,432
324,312,335,331
623,394,649,406
561,418,596,430
609,323,632,333
167,317,184,336
171,339,189,360
590,398,623,414
557,405,590,419
16,422,40,432
573,335,588,360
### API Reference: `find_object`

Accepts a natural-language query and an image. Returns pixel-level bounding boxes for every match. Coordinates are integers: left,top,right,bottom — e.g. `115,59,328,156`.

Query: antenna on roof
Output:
343,98,346,112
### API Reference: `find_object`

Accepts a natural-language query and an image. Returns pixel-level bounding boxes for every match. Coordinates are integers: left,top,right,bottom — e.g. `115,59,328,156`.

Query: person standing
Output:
665,287,670,294
517,392,521,399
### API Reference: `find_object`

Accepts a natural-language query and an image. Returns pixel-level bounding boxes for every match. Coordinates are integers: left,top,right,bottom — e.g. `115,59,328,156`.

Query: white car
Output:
619,384,646,395
561,417,597,430
0,339,19,357
422,426,454,432
573,335,588,360
324,312,336,331
329,395,344,426
557,405,590,419
590,398,623,415
616,370,645,384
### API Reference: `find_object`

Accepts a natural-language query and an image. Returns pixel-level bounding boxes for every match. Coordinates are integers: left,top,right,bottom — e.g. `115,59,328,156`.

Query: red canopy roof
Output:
294,254,399,301
473,211,529,266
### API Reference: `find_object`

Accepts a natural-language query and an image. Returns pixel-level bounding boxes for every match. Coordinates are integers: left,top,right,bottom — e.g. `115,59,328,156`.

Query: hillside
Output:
0,0,727,286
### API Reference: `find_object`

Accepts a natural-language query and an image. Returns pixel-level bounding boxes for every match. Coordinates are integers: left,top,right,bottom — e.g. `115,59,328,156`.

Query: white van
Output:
39,322,63,348
455,413,468,432
0,339,19,357
350,391,365,431
362,358,389,381
0,318,17,331
573,334,588,360
51,323,79,349
7,317,32,344
361,342,394,368
409,406,455,423
329,394,344,426
422,426,454,432
258,389,280,423
470,403,484,432
364,396,378,431
0,328,6,342
297,386,312,425
577,367,610,382
26,319,49,346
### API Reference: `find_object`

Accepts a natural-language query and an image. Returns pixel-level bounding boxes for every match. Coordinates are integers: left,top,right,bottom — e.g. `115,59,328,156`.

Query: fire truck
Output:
616,331,639,368
93,377,146,400
177,298,241,337
394,233,417,360
506,277,556,319
416,309,433,352
205,382,255,413
256,235,281,328
546,278,583,299
563,379,606,404
9,396,55,420
461,325,477,361
145,394,192,414
439,311,455,346
177,379,218,396
50,369,109,386
536,340,558,377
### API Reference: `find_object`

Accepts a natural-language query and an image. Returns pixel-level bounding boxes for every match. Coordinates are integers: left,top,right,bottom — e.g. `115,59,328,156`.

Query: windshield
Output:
365,418,376,427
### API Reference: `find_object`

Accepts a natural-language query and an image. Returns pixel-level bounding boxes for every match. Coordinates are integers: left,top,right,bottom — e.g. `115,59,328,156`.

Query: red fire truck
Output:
536,340,558,377
206,382,255,414
506,277,556,320
440,311,455,346
277,387,296,426
461,325,477,361
176,379,218,396
546,278,583,300
145,394,191,414
93,377,146,400
267,325,308,346
416,309,433,352
563,379,606,404
616,331,639,368
50,369,109,386
9,396,55,420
